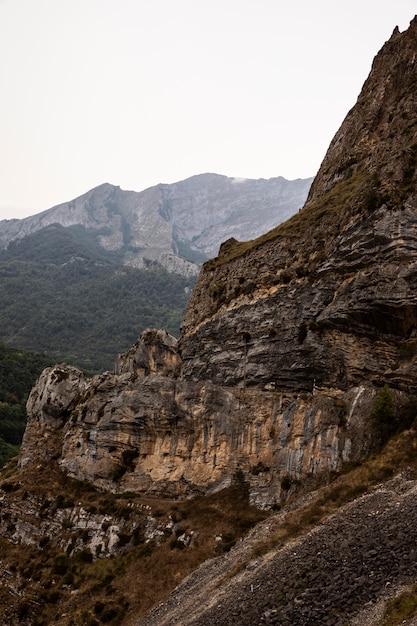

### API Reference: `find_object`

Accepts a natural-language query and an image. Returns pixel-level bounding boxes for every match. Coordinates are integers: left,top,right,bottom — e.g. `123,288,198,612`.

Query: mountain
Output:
2,16,417,626
0,174,311,371
0,173,312,274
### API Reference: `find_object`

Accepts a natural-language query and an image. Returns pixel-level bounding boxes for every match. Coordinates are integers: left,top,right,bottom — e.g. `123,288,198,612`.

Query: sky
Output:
0,0,415,220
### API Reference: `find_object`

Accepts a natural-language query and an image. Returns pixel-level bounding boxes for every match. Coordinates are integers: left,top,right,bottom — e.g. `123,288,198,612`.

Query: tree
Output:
371,384,394,443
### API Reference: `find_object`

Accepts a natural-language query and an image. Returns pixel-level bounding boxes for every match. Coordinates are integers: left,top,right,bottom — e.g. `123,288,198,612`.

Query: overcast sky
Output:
0,0,415,219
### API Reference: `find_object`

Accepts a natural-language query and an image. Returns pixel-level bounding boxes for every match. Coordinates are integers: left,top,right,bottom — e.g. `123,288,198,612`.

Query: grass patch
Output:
205,171,369,269
382,584,417,625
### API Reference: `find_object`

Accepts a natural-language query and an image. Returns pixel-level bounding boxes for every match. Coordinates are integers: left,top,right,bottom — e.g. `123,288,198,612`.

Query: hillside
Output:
1,15,417,626
0,174,311,371
0,341,51,466
0,224,195,371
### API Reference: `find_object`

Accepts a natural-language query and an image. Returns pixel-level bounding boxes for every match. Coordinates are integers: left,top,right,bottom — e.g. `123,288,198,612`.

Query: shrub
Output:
371,384,394,442
169,538,185,550
101,606,120,623
94,601,105,615
0,481,19,492
251,461,270,475
75,549,93,564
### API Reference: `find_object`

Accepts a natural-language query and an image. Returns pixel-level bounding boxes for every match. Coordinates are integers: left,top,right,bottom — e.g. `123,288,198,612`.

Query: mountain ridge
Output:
0,173,311,369
0,173,312,275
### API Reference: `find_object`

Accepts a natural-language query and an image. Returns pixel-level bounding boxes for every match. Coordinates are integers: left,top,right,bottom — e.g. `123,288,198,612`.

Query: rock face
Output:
18,17,417,506
21,330,379,507
180,18,417,394
0,174,312,276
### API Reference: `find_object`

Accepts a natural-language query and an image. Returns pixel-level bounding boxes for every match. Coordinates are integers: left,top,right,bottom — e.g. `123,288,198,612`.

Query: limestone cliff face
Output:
21,330,380,507
180,18,417,395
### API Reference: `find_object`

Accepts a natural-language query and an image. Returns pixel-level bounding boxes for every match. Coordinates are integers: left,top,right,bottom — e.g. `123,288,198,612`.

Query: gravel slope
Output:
137,473,417,626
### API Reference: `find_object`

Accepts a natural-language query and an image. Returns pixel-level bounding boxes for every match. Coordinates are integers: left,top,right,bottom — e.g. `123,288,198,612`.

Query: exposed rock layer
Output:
180,19,417,394
21,330,378,506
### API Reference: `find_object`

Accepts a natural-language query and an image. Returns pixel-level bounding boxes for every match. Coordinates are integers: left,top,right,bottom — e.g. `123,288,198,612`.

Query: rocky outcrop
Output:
20,330,383,507
307,19,417,204
0,488,161,560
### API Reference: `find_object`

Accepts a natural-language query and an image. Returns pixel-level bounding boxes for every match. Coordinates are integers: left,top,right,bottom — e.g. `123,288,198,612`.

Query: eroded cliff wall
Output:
21,330,383,507
180,19,417,395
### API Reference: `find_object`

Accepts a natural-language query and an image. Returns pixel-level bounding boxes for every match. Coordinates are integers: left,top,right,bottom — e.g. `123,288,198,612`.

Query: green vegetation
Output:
0,224,196,371
371,384,417,446
382,583,417,625
0,341,52,466
371,384,395,442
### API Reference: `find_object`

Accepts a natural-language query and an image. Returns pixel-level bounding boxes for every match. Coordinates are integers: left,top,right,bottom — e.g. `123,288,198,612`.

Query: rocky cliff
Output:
18,17,417,506
19,329,379,508
0,174,311,276
3,15,417,626
180,18,417,395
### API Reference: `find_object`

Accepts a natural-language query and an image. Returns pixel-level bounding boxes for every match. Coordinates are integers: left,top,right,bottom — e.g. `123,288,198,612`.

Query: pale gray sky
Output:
0,0,415,219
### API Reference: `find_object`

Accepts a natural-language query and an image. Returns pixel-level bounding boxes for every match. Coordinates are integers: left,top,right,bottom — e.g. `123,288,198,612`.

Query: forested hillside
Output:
0,341,51,466
0,224,196,371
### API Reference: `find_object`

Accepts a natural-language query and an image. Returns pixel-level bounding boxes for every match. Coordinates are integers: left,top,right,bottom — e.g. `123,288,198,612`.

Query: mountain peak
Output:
307,15,417,206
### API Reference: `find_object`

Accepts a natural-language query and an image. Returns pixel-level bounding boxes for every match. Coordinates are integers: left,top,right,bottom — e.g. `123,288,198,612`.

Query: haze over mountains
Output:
0,173,312,275
0,173,311,369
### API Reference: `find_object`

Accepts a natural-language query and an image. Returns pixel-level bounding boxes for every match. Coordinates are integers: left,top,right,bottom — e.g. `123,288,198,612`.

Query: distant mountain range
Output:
0,173,312,275
0,173,312,370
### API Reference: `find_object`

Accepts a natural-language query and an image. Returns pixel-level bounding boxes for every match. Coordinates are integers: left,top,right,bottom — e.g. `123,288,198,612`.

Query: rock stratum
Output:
20,330,376,508
181,19,417,394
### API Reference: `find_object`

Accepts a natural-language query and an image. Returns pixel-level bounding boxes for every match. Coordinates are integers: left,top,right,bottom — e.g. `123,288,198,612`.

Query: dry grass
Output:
204,170,369,269
0,466,268,626
381,584,417,626
2,426,417,624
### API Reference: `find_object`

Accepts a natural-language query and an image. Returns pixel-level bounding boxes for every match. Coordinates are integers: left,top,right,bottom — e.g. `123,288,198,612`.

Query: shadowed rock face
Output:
18,18,417,506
